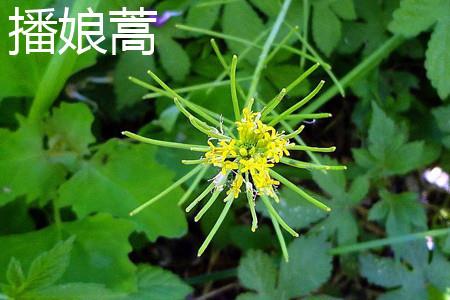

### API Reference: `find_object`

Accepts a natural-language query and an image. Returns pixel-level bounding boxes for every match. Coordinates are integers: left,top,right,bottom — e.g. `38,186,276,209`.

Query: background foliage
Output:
0,0,449,299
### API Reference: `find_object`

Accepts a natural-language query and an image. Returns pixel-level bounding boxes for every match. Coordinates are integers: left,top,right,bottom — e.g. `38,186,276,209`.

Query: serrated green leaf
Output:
0,214,136,291
312,2,341,56
126,265,192,300
354,103,430,176
360,243,450,300
279,234,332,297
0,118,66,206
359,254,406,288
157,37,191,82
425,14,450,100
238,250,277,294
58,140,187,240
388,0,443,37
114,52,155,109
25,237,75,291
369,191,426,237
45,103,95,156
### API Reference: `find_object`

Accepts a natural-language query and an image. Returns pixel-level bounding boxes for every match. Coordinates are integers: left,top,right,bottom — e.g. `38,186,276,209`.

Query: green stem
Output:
28,0,101,122
329,227,450,255
194,189,223,222
186,182,216,212
281,157,347,170
261,195,299,237
247,0,292,100
130,165,203,216
175,24,321,64
197,195,234,257
270,169,331,212
230,55,241,120
269,80,325,126
269,207,289,262
143,76,252,99
301,35,405,114
178,165,210,205
287,145,336,152
122,131,209,151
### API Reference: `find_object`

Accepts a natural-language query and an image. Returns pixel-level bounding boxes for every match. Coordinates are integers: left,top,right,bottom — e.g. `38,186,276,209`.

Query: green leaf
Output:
152,105,180,133
25,237,75,291
238,250,277,295
58,140,187,240
330,0,357,20
157,37,191,82
388,0,443,37
368,191,426,237
6,258,25,288
126,265,192,300
432,105,450,147
222,0,265,64
360,243,450,300
0,1,98,102
353,103,429,177
114,52,155,109
20,283,120,300
186,1,221,36
425,14,450,100
359,254,407,288
249,0,280,17
45,103,95,156
0,117,66,206
0,214,136,291
279,234,332,297
312,2,342,56
312,157,369,245
263,187,326,230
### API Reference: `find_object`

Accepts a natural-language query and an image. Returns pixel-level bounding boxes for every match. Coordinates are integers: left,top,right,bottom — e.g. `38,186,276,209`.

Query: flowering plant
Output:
123,51,345,261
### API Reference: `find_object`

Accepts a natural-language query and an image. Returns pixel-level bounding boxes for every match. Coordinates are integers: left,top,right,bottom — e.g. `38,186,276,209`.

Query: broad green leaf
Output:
25,237,75,290
432,105,450,147
279,234,332,297
388,0,443,37
45,103,95,156
249,0,279,17
20,283,120,300
312,2,341,56
157,37,191,82
0,117,66,206
0,214,137,291
330,0,357,20
368,191,426,237
238,250,277,294
222,0,265,64
425,14,450,100
186,0,220,36
152,105,180,133
126,265,192,300
58,140,187,240
114,52,155,109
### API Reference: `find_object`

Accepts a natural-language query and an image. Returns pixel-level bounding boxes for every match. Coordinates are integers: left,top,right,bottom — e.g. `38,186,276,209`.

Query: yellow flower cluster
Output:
205,108,291,199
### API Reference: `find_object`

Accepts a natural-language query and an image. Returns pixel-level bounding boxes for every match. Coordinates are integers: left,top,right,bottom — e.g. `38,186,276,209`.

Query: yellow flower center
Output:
205,108,292,198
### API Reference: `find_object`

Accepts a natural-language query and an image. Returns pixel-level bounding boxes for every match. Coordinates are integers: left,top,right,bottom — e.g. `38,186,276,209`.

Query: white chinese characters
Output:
9,7,157,56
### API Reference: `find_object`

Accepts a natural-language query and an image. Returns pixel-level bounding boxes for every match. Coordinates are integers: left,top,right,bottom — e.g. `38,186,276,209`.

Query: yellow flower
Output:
123,56,346,262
